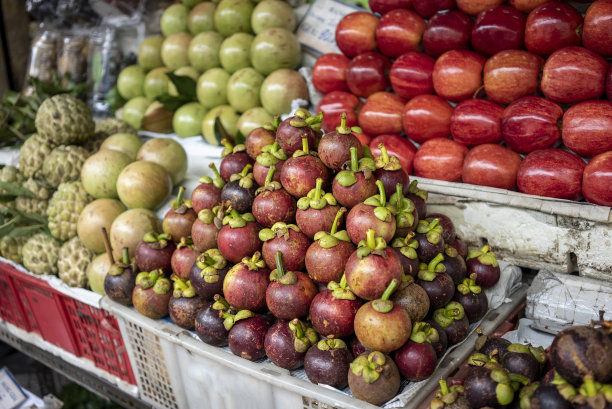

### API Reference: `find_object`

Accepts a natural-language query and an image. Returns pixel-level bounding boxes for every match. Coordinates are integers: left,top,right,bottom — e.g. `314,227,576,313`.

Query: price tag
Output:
296,0,362,55
0,368,26,409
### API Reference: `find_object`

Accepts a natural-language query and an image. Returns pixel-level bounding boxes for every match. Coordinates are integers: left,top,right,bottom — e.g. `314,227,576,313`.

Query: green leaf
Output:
0,218,18,237
155,93,192,111
166,73,197,98
104,85,126,115
0,182,35,198
214,117,231,145
9,225,46,238
17,210,48,225
234,129,246,145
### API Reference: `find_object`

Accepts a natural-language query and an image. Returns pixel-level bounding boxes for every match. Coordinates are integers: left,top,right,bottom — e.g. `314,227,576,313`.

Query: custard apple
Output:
47,181,91,241
19,134,56,179
58,236,94,288
0,166,24,210
22,233,61,275
15,178,52,216
0,236,28,264
35,94,94,145
42,145,89,188
95,118,136,139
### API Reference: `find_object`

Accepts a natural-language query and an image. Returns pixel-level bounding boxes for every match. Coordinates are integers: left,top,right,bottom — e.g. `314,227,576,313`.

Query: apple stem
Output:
301,137,309,153
101,227,114,265
428,253,445,272
314,178,323,201
349,146,359,172
376,180,386,206
274,251,285,277
439,379,450,396
330,207,346,235
380,278,398,301
121,247,129,265
378,143,389,164
264,165,276,187
366,229,376,249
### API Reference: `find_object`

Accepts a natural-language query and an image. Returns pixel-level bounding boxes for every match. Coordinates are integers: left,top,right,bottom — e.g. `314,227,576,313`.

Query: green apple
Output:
250,28,301,75
138,36,164,70
202,105,240,145
117,65,146,100
237,107,273,136
227,67,264,113
188,31,224,72
188,2,216,34
161,32,193,70
183,0,204,7
121,97,151,129
173,102,208,138
260,69,309,115
196,68,230,108
161,4,189,36
219,33,254,73
169,66,201,96
251,0,296,34
143,67,171,100
214,0,255,37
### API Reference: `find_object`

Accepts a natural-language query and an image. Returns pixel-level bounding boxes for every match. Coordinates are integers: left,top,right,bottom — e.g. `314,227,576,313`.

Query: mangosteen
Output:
350,337,370,358
416,254,455,310
222,252,270,312
259,223,309,271
426,213,456,244
190,163,225,213
394,322,439,381
191,206,221,253
252,166,296,227
427,319,449,358
295,177,340,239
474,331,512,358
245,117,278,159
163,186,197,242
135,232,176,275
220,164,257,214
441,244,467,285
304,338,353,389
466,245,501,289
309,274,362,338
170,237,198,280
415,218,445,262
571,375,612,409
452,238,469,260
304,207,355,284
453,274,488,323
189,248,230,301
389,184,419,238
265,251,317,320
406,180,428,220
132,269,172,319
227,311,271,361
318,112,363,170
354,279,412,353
332,146,377,208
168,276,204,329
264,318,318,370
528,383,573,409
275,108,320,156
464,362,517,408
253,141,287,187
391,274,430,323
280,137,329,198
216,209,261,263
348,351,401,406
430,379,470,409
433,302,470,346
219,138,254,182
104,247,137,306
374,143,407,197
345,229,403,301
346,180,397,244
502,343,546,383
391,233,420,277
195,295,232,347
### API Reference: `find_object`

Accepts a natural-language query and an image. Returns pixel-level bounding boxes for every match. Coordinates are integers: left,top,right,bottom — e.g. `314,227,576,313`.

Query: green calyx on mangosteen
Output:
135,269,172,294
313,207,350,249
269,250,297,285
457,274,482,296
228,163,255,189
327,273,357,301
255,165,281,194
418,253,447,281
356,229,388,259
464,360,526,408
221,308,255,331
258,222,301,242
297,177,337,211
171,275,196,298
196,248,228,284
363,180,396,223
143,231,173,248
434,301,466,328
221,138,247,158
108,247,133,277
467,244,499,268
351,351,388,384
317,337,348,352
348,350,401,406
374,143,402,172
573,375,612,408
335,145,375,188
288,318,318,353
392,232,419,259
222,208,255,228
408,179,428,200
411,321,440,344
417,218,443,245
199,163,226,189
256,141,287,167
389,183,415,228
430,379,468,409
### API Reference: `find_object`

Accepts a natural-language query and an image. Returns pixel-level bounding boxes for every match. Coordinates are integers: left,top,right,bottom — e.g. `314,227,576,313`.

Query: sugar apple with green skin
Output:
42,145,89,188
19,134,56,179
0,236,28,264
0,166,24,210
47,181,91,241
15,178,52,216
58,236,94,288
94,118,136,138
35,94,94,146
22,233,61,275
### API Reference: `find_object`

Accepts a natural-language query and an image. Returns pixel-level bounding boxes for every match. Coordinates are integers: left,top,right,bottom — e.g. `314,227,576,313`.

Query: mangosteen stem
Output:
428,253,445,272
274,251,285,277
209,163,224,186
583,376,598,397
366,229,377,249
381,278,398,301
376,180,386,206
439,379,450,396
330,207,346,235
313,178,323,201
378,143,389,164
340,273,347,288
301,137,309,153
305,112,323,126
101,227,114,265
394,183,404,205
229,208,240,219
121,248,129,265
350,146,359,172
173,186,186,208
239,164,253,176
337,112,350,134
291,318,304,338
264,165,276,187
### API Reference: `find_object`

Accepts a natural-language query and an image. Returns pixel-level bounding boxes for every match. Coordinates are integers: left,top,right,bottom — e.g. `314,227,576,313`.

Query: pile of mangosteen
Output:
105,108,505,406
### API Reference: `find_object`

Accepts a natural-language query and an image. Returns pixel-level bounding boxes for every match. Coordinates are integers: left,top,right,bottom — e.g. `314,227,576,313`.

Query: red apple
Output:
316,90,362,133
582,0,612,58
423,10,474,58
370,134,417,175
501,96,563,154
524,2,583,57
463,144,523,190
483,50,544,105
450,99,504,147
562,100,612,157
432,49,487,102
413,138,468,182
412,0,456,18
582,151,612,206
402,95,453,144
346,52,391,98
335,12,379,58
389,51,435,99
375,9,426,58
353,131,372,146
471,6,526,57
312,53,350,94
517,149,586,200
369,0,413,15
358,92,406,137
541,46,608,104
456,0,504,16
509,0,552,13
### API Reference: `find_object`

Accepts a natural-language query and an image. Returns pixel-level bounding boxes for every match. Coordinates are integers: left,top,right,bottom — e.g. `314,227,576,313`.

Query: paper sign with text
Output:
0,368,26,409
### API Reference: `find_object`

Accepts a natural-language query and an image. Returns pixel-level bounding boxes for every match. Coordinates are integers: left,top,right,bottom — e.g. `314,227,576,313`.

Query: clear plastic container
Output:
88,26,121,116
27,30,59,84
57,34,88,85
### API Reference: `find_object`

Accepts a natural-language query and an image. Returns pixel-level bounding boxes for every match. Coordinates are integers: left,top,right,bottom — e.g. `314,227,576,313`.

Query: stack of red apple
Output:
312,0,612,207
112,109,507,406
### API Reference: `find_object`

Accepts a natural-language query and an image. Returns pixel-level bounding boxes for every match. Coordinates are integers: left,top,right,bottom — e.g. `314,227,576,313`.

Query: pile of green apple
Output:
117,0,310,144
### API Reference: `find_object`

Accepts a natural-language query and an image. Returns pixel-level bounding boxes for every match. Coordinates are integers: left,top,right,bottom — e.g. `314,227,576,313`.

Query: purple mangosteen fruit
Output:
222,252,270,312
346,180,396,244
304,338,353,389
332,146,377,208
168,276,205,329
264,318,318,370
309,274,362,338
219,139,253,182
252,165,296,227
189,248,230,301
295,177,339,239
348,351,401,406
466,245,501,289
190,163,225,213
260,223,309,271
